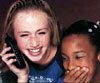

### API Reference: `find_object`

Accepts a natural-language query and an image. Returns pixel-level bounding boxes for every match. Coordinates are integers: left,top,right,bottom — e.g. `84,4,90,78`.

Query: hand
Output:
64,67,89,83
0,43,29,82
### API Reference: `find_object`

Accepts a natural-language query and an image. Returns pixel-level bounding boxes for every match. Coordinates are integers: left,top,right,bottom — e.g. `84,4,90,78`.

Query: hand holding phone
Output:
5,35,26,69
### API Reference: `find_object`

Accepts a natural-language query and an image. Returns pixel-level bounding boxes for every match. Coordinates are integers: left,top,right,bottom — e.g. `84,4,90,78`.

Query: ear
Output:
97,51,100,61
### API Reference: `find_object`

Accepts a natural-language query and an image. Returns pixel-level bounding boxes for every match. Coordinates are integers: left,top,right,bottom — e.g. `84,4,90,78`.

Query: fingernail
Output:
86,68,89,72
66,70,70,73
82,67,89,72
76,67,80,70
82,67,86,70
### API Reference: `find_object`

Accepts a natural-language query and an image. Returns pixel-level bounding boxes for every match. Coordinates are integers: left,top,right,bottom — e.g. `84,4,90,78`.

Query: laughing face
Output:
13,10,51,63
62,34,100,82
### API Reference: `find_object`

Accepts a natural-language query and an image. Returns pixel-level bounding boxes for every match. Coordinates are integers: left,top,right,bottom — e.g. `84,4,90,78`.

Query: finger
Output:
74,67,89,82
2,54,15,62
0,47,11,56
6,59,16,66
64,67,80,82
66,70,70,74
68,67,80,78
80,73,88,83
79,68,89,83
70,67,84,81
2,54,16,70
6,59,20,73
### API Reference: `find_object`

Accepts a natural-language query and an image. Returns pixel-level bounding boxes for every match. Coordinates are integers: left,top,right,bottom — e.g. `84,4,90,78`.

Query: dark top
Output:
1,45,64,83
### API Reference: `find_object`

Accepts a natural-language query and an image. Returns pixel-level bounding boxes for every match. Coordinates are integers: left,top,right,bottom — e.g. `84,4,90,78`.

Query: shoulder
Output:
58,74,65,83
55,45,64,69
54,45,65,75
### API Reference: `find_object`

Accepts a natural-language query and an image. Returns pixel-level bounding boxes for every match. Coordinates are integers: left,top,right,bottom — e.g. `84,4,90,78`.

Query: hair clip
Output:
36,0,44,6
94,25,98,29
88,28,93,33
88,24,100,34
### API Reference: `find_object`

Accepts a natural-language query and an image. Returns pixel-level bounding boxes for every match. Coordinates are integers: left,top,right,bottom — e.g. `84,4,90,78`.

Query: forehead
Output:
13,9,48,22
62,34,96,52
13,10,49,31
62,34,90,44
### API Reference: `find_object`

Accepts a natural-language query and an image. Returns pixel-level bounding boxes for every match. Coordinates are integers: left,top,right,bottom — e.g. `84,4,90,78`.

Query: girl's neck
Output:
30,45,57,70
38,45,57,66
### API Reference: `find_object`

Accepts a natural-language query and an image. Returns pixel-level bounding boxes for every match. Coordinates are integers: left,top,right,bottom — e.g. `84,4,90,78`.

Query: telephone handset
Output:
5,35,26,69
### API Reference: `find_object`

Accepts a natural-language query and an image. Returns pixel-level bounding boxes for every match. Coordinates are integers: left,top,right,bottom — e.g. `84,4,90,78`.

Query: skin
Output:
13,10,55,64
61,34,100,83
1,10,57,82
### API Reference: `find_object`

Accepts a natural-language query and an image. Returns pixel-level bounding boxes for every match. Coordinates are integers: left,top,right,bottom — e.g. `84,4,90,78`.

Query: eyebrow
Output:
74,51,87,56
74,51,86,54
17,28,49,34
37,28,49,32
61,51,87,57
17,31,30,34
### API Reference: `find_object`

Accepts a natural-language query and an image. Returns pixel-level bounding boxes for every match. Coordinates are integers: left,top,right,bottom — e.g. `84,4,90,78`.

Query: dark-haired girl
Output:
61,20,100,82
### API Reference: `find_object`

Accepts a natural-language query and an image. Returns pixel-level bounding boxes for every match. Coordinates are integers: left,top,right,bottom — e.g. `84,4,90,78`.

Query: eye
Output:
75,52,86,60
20,34,29,37
75,55,85,59
39,32,46,34
62,55,69,61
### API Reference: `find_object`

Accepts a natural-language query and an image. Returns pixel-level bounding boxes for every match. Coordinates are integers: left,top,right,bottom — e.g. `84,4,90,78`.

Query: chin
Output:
29,55,43,62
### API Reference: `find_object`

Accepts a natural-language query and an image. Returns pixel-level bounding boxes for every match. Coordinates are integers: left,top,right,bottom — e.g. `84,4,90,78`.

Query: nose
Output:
29,35,40,47
68,60,76,71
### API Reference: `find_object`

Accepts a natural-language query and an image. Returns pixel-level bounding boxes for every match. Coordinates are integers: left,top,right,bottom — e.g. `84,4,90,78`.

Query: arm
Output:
0,44,29,83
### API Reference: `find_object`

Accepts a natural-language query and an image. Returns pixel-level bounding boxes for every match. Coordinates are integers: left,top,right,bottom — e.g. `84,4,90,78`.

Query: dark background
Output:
0,0,100,41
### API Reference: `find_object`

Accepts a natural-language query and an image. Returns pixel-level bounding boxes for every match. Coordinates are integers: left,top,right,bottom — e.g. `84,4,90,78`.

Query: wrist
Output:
18,75,28,83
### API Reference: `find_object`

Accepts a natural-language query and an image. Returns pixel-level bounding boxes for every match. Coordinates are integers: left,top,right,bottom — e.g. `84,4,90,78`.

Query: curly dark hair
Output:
62,20,100,53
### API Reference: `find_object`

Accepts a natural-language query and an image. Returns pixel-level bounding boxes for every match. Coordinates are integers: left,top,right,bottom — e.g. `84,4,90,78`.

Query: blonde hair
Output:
1,0,61,72
2,0,60,48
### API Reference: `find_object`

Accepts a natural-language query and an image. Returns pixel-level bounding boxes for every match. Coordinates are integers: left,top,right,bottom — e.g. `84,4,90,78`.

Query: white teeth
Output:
30,49,40,53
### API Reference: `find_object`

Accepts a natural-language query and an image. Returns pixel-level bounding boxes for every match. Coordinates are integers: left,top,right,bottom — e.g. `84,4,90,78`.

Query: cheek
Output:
63,60,69,70
40,34,50,45
16,38,27,49
76,59,92,70
86,60,97,81
77,59,96,73
88,60,97,74
77,60,89,67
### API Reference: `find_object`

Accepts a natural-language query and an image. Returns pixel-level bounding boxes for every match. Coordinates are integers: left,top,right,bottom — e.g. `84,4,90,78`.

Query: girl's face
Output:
61,34,100,82
13,10,51,63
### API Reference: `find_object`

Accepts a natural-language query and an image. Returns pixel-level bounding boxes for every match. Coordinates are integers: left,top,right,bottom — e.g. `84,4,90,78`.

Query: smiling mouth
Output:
30,49,40,53
28,48,42,56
